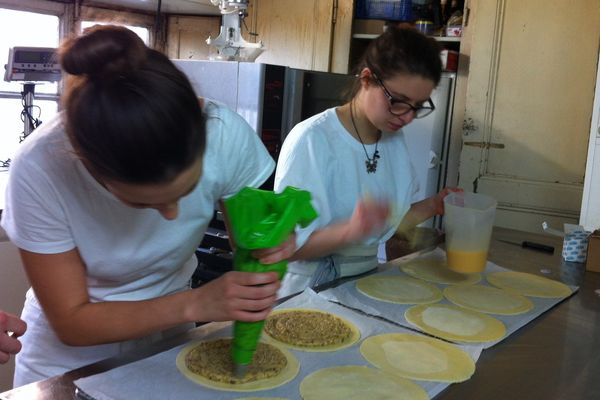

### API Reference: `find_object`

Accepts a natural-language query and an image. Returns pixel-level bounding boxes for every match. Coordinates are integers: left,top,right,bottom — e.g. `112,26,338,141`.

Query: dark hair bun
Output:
59,24,147,79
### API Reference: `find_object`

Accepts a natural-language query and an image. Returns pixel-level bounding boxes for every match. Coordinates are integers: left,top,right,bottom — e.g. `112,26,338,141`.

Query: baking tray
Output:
318,248,579,349
74,289,483,400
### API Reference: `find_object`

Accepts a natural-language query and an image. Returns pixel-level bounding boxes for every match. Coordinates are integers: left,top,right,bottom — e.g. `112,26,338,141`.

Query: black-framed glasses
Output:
373,74,435,119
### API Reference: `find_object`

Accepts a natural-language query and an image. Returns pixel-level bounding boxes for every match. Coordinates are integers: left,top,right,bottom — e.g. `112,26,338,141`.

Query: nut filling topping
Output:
184,339,287,384
265,311,353,347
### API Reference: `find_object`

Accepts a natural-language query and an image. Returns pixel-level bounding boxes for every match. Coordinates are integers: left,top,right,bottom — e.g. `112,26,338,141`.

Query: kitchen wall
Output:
0,227,29,392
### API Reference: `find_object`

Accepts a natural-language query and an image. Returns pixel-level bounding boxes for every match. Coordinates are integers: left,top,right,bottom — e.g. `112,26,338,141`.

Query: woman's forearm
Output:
397,188,461,236
397,197,437,236
20,249,280,346
291,222,355,261
293,199,391,261
50,291,195,346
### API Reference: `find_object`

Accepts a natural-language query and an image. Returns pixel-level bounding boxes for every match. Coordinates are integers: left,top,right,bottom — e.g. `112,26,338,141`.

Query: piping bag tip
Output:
233,363,248,379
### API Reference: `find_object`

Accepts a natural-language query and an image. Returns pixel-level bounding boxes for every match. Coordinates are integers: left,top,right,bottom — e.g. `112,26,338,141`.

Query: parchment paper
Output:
74,289,483,400
319,248,579,349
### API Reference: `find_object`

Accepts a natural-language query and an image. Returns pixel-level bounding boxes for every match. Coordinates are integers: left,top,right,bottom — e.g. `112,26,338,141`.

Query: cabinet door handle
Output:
464,141,505,149
428,150,439,168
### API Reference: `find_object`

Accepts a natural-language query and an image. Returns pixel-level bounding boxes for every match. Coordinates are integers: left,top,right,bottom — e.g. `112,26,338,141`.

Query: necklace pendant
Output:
350,101,381,175
366,158,378,173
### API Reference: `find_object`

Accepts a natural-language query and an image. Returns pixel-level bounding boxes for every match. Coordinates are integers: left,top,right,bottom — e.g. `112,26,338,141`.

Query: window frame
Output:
0,0,68,210
0,0,69,102
77,5,158,49
0,0,161,212
0,0,72,39
0,0,158,108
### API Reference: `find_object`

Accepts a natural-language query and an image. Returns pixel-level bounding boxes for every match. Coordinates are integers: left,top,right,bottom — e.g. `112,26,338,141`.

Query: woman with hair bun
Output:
1,25,293,386
275,27,460,297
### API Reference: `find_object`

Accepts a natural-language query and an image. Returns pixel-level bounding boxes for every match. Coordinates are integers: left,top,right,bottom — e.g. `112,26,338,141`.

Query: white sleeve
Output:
274,126,332,250
1,157,75,254
211,104,275,198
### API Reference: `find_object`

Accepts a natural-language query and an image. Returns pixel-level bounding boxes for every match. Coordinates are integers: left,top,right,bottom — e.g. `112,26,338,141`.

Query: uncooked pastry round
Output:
356,275,443,304
176,338,299,392
263,308,360,352
405,303,506,343
400,257,481,285
486,271,572,298
444,284,534,315
360,333,475,382
300,365,429,400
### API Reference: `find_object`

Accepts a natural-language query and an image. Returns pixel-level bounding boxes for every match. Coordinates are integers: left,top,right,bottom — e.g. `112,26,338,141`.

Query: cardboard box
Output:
446,25,463,37
440,49,459,72
353,19,386,35
586,230,600,272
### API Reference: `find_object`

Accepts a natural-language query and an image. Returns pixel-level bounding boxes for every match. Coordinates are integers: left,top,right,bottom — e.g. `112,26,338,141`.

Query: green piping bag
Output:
223,186,318,377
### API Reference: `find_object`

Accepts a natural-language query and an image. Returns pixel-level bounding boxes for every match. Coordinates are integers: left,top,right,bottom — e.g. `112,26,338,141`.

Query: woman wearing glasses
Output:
274,27,459,297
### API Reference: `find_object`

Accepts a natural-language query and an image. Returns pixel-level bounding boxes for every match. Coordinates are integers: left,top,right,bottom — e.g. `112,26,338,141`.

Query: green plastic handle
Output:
223,186,318,366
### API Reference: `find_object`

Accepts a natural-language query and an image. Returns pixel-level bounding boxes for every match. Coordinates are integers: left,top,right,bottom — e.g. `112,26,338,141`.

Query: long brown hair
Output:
347,26,442,100
59,25,206,184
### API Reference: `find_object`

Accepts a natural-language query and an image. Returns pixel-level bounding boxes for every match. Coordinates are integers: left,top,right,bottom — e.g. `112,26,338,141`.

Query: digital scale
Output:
4,46,61,82
2,47,61,147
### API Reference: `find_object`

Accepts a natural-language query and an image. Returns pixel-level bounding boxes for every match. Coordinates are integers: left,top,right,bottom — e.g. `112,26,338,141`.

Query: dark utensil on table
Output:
497,239,555,254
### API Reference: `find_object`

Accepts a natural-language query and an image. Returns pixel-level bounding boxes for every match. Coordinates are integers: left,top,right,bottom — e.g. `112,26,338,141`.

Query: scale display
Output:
4,46,61,82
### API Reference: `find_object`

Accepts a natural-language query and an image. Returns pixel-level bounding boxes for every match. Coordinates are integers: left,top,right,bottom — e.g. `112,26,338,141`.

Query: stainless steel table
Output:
2,227,599,400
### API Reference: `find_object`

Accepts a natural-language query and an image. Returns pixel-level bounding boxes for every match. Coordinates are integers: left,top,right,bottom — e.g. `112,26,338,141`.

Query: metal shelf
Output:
352,33,461,42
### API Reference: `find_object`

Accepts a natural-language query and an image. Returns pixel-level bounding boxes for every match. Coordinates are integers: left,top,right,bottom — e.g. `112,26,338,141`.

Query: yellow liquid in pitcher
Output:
446,249,488,273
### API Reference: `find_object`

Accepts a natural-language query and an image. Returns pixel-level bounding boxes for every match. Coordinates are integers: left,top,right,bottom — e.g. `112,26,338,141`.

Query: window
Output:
0,7,60,208
0,4,154,209
81,21,150,45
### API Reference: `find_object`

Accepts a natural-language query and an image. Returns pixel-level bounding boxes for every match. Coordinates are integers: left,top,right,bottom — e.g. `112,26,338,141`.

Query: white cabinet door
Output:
580,52,600,231
249,0,335,72
458,0,600,233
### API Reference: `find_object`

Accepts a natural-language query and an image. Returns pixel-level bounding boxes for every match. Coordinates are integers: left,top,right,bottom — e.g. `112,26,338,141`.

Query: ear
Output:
358,67,373,88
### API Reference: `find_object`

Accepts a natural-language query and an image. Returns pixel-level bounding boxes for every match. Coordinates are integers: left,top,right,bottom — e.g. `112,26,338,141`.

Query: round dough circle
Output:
356,275,443,304
176,338,299,392
405,303,506,343
444,284,534,315
300,365,429,400
263,308,360,352
486,271,572,298
360,333,475,382
400,258,481,285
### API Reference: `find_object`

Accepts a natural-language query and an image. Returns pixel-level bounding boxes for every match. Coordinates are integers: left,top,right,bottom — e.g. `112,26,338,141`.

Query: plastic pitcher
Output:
443,192,497,273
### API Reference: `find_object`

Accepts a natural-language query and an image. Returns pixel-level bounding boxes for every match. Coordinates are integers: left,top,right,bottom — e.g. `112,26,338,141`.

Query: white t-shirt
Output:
274,107,418,294
1,100,274,385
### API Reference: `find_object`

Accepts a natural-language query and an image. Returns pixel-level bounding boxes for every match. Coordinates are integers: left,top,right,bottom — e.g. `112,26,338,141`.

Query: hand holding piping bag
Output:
223,186,318,378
